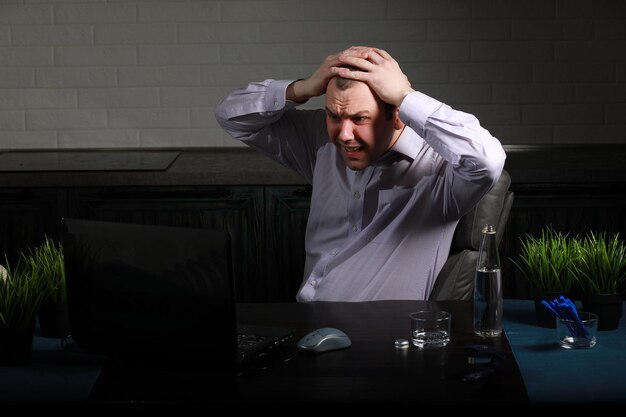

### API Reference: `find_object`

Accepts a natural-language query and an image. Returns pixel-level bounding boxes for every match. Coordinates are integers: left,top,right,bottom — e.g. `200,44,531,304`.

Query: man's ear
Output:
393,108,404,130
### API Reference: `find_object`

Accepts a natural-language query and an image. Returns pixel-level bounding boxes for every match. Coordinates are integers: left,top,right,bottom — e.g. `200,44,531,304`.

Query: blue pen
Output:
543,297,587,338
565,298,581,321
543,298,575,335
563,297,587,337
540,300,559,317
561,297,588,338
557,300,578,334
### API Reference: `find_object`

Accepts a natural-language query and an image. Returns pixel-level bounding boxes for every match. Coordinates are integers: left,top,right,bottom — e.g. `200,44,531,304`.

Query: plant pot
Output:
533,290,572,328
581,293,624,331
0,319,36,366
38,299,71,338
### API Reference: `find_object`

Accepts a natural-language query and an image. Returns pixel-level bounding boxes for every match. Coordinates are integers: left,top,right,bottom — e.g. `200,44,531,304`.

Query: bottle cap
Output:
394,338,410,349
482,224,496,234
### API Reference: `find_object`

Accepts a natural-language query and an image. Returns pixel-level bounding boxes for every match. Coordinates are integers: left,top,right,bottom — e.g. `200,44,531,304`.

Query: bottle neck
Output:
477,231,500,270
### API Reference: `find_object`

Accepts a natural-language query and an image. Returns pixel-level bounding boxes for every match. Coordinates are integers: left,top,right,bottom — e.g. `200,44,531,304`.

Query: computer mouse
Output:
296,327,352,353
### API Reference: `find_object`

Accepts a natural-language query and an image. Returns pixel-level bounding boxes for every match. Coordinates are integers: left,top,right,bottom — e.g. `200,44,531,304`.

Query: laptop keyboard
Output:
237,333,267,350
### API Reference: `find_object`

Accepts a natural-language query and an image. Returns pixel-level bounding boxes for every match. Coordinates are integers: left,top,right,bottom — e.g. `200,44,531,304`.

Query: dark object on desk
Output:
238,324,294,364
463,344,506,383
429,169,514,301
296,327,352,353
61,218,293,371
462,365,498,382
465,344,506,365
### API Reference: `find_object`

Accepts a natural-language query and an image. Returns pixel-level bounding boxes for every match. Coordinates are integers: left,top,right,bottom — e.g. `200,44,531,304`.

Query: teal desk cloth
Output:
0,336,104,404
504,299,626,406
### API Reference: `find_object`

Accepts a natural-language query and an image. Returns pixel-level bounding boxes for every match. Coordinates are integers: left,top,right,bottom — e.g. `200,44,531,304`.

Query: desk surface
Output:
5,299,625,408
88,300,528,407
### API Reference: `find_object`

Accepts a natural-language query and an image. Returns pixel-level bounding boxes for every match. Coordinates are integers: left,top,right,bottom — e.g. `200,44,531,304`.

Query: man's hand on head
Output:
331,47,415,107
288,46,414,107
287,47,370,102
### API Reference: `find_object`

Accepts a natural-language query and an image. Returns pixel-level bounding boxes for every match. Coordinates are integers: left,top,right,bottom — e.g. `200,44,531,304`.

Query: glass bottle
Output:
473,224,503,337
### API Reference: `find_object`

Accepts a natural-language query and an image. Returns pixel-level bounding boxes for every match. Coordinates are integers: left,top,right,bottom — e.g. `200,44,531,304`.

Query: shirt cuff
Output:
265,79,298,112
398,91,444,135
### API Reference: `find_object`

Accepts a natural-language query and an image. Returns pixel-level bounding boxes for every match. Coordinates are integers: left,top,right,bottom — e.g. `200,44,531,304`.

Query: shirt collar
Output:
384,126,423,161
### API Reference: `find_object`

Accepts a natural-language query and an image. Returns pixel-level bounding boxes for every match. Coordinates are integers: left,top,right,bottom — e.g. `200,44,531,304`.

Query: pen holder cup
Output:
556,311,598,349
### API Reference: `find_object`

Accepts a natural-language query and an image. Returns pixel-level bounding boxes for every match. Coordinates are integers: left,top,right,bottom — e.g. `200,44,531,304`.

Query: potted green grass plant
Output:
512,226,577,327
22,236,69,338
0,255,49,365
571,231,626,331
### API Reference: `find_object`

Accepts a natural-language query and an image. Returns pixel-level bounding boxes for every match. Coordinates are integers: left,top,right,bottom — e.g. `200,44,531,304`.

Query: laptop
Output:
61,218,294,370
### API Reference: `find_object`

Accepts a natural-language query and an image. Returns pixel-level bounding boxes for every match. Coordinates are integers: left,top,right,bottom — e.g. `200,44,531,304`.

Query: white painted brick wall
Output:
0,69,34,88
0,26,11,46
0,0,624,150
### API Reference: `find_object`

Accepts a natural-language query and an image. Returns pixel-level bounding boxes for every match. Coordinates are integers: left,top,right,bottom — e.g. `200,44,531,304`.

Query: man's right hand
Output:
286,46,372,103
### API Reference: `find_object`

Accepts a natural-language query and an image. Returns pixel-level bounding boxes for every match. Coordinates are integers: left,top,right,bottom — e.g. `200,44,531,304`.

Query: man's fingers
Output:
338,48,394,72
338,46,372,62
331,66,367,81
337,55,374,72
369,47,392,61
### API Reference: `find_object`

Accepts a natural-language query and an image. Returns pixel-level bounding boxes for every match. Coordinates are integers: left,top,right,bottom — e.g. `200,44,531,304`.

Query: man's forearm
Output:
286,79,313,103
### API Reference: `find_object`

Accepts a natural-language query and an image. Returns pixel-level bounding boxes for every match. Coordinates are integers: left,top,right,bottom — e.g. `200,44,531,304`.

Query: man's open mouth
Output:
344,145,363,152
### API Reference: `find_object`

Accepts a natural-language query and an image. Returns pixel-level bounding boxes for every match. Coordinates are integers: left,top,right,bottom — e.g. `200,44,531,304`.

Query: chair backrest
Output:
428,169,514,300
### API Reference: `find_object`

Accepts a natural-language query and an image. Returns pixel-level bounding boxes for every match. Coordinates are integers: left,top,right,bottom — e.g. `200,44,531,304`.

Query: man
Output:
215,46,506,302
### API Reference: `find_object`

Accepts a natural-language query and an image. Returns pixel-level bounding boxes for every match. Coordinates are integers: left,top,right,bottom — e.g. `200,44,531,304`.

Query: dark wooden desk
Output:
89,300,528,407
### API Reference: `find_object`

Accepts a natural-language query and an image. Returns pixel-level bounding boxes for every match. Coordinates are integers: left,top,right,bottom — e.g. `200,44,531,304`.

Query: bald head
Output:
327,75,396,120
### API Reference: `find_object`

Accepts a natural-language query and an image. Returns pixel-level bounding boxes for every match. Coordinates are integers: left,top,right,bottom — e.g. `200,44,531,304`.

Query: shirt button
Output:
274,100,279,108
311,279,317,287
352,225,358,233
330,249,338,256
353,191,360,199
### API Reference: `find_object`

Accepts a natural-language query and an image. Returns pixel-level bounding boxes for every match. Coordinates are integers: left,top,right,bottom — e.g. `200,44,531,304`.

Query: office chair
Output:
428,169,514,301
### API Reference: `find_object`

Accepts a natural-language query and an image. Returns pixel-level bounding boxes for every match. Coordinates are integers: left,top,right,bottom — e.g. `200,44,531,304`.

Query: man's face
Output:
325,80,399,171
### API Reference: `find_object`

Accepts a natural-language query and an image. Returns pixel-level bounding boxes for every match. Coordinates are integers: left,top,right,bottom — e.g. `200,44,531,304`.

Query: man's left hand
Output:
332,47,415,107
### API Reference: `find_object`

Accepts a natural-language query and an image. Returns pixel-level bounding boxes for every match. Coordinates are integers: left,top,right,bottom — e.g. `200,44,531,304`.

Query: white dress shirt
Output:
215,79,506,301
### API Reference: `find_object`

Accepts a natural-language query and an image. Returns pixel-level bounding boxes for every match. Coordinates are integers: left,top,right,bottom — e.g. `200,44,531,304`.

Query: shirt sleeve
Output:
214,79,327,183
214,79,296,138
398,91,507,217
399,91,505,174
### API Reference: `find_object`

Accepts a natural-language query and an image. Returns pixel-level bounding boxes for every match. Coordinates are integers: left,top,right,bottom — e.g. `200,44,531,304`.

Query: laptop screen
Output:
61,218,238,368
